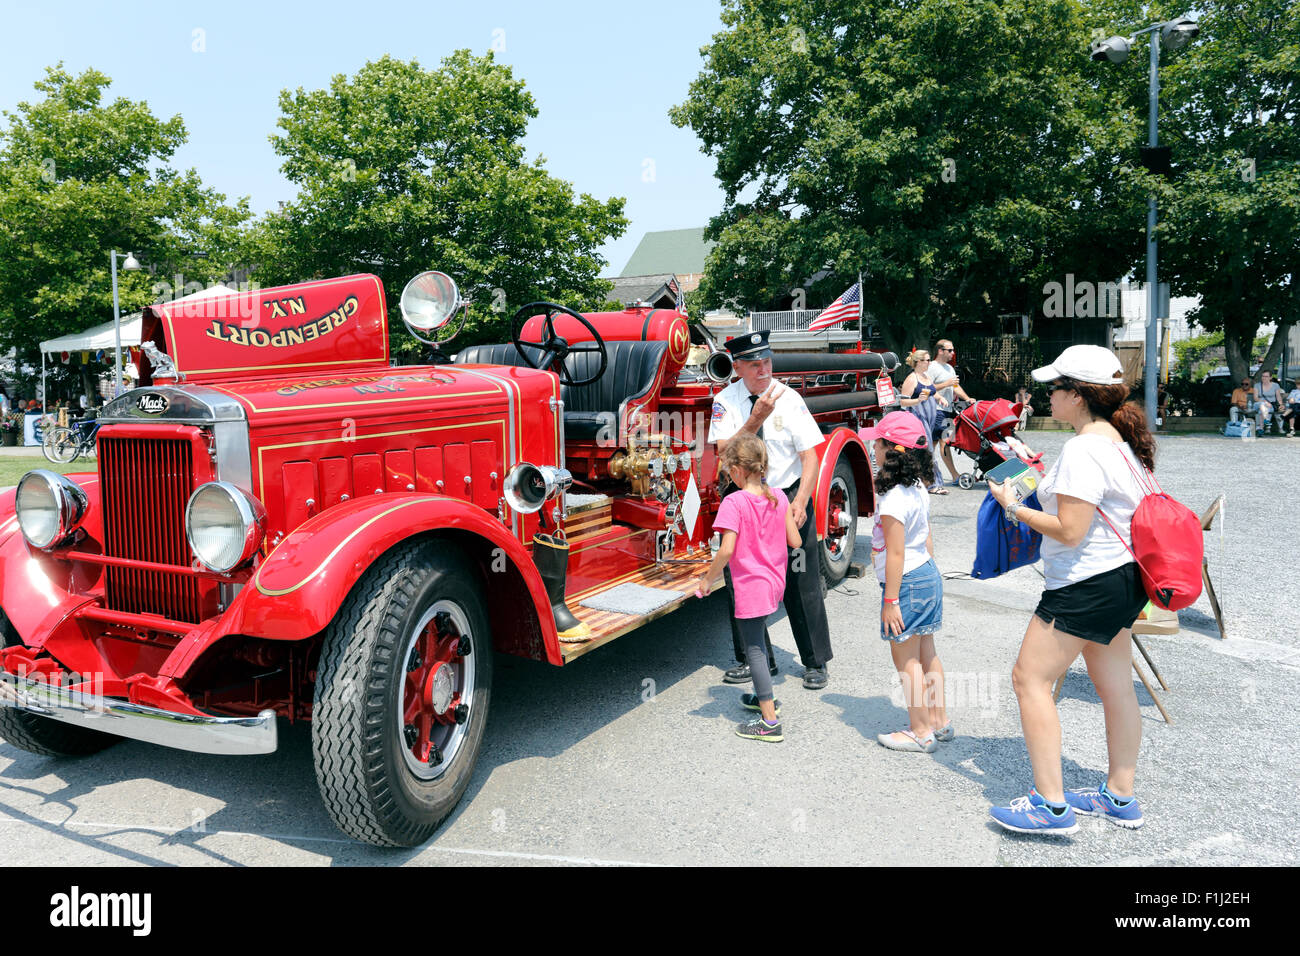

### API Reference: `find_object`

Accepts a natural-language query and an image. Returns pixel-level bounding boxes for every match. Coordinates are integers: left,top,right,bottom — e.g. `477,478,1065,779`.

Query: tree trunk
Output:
1223,312,1257,382
1258,320,1294,380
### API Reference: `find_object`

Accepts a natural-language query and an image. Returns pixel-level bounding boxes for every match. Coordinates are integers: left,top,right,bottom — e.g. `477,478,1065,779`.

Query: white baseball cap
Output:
1031,345,1124,385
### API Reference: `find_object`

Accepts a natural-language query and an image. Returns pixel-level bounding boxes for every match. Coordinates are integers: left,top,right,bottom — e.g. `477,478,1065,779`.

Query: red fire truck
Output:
0,271,898,846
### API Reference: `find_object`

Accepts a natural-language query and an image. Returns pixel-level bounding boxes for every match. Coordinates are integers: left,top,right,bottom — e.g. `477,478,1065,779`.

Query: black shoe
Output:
740,693,782,715
735,716,784,742
802,666,828,690
722,662,778,684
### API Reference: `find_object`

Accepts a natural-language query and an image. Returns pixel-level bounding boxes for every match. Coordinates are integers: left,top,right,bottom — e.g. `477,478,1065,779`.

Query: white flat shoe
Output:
876,729,937,753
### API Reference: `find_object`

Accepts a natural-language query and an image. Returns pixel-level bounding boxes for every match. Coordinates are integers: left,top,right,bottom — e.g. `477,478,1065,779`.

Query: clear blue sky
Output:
0,0,728,276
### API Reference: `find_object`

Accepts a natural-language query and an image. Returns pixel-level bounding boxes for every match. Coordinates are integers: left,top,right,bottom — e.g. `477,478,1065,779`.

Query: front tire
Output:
42,426,72,464
312,539,493,847
49,428,81,464
819,455,858,589
0,613,117,757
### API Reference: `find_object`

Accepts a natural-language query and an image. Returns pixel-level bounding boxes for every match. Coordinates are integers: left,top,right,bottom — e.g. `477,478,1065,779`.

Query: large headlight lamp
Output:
15,470,89,549
185,482,266,572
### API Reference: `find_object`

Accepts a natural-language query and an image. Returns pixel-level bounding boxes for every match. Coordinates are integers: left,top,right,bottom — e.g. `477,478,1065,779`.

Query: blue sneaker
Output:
989,788,1079,835
1065,784,1144,829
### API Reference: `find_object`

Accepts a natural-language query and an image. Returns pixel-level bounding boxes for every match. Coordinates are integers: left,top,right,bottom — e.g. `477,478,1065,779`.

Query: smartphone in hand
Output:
986,456,1039,501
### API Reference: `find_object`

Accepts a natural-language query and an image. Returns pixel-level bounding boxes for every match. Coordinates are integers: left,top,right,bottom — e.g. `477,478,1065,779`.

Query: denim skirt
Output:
879,558,943,642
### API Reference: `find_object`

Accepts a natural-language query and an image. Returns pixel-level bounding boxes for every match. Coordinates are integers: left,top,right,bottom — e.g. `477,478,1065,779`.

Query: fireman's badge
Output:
711,402,726,423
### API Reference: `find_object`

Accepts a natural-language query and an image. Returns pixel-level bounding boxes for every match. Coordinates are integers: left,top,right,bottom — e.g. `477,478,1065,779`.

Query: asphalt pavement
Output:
1,431,1296,865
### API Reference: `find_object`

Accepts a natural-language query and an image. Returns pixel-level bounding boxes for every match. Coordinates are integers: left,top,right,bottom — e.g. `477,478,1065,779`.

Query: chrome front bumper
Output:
0,671,277,756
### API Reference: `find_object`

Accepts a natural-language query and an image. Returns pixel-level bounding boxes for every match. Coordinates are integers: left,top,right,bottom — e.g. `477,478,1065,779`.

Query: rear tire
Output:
312,539,492,847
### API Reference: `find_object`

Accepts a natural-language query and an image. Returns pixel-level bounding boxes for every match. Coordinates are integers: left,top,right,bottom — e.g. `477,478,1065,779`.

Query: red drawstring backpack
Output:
1098,448,1203,611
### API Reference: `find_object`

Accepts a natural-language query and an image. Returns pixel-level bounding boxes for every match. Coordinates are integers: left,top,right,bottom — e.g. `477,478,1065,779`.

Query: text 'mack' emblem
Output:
136,393,169,415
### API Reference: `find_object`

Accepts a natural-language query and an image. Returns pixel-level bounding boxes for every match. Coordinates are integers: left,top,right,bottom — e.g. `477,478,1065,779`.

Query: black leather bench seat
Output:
454,340,669,441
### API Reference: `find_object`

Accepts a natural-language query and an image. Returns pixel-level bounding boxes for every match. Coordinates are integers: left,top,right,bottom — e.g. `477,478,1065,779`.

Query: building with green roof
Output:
620,228,715,291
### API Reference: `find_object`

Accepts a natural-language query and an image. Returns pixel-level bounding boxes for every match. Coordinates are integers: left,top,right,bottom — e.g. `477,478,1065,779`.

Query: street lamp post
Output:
1091,16,1199,427
109,250,141,397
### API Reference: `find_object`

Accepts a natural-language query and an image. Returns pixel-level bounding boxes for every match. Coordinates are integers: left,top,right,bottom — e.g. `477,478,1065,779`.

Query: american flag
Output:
808,282,861,332
671,277,685,312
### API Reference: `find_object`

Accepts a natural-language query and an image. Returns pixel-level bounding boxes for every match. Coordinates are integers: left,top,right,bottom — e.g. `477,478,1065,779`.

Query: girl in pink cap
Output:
864,411,949,753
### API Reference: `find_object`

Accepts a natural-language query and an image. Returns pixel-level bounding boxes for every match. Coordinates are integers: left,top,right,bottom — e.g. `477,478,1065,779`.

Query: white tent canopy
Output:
41,313,143,355
39,284,233,355
38,284,233,411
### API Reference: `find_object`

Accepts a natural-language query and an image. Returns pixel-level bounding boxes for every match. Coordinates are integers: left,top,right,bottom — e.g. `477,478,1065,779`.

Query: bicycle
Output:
42,417,99,464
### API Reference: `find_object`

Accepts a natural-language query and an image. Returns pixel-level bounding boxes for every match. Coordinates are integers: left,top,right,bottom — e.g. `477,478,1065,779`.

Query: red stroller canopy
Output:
951,398,1024,453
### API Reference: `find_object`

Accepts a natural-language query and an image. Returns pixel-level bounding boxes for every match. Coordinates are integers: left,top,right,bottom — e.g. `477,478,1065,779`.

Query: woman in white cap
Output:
985,345,1154,835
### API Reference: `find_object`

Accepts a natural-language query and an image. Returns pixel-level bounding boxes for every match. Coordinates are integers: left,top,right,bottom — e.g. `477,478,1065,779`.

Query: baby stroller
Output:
947,398,1045,490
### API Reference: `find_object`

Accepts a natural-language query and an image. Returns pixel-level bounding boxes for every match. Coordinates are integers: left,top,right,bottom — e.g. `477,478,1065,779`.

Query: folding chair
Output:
1051,608,1174,725
1200,496,1227,640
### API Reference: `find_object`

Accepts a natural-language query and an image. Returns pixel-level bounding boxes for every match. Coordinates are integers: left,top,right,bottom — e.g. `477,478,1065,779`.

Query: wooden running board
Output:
559,558,722,663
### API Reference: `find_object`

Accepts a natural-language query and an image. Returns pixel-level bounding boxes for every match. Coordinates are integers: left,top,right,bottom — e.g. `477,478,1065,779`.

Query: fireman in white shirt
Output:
708,330,834,689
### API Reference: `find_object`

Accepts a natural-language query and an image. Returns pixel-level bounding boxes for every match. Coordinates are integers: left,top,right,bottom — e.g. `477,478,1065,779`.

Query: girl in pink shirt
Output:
697,434,801,742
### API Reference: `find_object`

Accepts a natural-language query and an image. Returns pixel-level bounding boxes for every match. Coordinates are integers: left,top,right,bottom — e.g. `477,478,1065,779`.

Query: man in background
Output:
1229,377,1254,424
930,339,974,484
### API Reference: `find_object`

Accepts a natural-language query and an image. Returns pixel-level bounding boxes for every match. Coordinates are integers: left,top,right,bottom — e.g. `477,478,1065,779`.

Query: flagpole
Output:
857,270,863,341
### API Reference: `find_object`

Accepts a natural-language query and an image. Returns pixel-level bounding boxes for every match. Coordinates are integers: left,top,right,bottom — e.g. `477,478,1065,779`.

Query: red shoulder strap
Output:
1115,444,1160,496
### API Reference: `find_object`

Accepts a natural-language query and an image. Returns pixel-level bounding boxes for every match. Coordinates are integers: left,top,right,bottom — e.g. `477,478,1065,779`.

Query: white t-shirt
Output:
1037,433,1147,589
870,483,931,582
930,359,957,406
708,379,825,489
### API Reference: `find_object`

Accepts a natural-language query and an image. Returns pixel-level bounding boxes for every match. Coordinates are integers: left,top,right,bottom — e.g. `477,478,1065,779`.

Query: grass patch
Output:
0,457,89,488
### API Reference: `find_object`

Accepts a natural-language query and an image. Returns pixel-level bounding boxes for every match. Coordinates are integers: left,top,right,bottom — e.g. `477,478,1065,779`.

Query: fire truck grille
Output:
100,437,206,624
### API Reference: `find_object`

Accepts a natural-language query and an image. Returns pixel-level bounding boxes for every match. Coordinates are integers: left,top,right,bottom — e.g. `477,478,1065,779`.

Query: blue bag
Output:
971,491,1042,579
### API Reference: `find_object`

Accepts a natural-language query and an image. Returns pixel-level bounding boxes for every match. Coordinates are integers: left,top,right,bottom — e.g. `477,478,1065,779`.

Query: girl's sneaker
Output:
988,789,1079,835
735,716,783,742
740,693,781,715
1065,784,1144,829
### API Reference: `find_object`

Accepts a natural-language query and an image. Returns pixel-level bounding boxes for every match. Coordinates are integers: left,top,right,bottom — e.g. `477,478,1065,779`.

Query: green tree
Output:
0,65,250,401
246,52,628,357
1150,0,1300,382
671,0,1141,355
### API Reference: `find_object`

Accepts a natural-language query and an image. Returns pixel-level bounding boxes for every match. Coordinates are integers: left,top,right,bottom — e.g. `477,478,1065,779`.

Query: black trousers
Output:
724,481,834,669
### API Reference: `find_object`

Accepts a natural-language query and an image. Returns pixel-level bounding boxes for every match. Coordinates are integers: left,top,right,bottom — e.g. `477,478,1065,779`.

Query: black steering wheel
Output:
509,301,608,388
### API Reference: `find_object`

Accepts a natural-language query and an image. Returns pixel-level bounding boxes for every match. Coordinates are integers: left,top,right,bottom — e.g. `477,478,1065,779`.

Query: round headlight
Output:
185,482,266,572
15,470,88,549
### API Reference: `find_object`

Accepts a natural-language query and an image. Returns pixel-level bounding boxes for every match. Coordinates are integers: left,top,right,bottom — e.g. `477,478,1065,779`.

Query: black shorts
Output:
1034,562,1147,645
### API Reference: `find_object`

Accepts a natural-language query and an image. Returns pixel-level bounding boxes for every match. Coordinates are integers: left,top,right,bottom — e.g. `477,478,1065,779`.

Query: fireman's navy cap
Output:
725,329,773,361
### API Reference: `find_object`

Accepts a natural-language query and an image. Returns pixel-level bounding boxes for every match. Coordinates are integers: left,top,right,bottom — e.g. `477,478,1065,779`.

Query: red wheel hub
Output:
402,616,463,764
826,488,848,552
